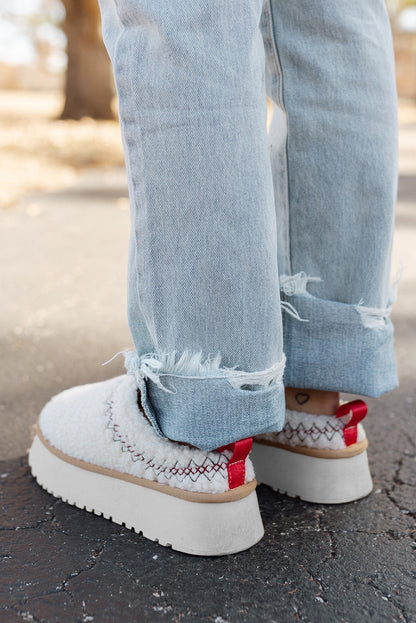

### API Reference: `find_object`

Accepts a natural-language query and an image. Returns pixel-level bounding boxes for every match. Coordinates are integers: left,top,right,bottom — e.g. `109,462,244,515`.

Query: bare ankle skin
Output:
285,387,340,415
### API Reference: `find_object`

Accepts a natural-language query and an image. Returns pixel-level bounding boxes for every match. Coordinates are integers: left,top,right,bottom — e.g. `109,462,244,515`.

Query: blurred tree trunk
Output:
60,0,114,120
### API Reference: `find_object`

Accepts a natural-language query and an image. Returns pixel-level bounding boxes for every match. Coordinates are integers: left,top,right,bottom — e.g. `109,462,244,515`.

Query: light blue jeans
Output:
98,0,398,450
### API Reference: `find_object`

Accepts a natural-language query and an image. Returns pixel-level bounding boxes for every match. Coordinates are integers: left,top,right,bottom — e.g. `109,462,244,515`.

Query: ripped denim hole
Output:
279,271,322,297
226,356,286,390
355,263,404,330
355,300,393,329
279,272,322,322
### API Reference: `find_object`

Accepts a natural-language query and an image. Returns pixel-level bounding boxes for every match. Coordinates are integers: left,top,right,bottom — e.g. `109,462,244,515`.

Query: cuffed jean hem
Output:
282,295,398,398
136,374,286,452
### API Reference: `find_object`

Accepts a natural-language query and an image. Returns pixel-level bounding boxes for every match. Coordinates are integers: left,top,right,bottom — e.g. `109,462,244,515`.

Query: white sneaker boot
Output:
29,374,264,556
251,400,373,504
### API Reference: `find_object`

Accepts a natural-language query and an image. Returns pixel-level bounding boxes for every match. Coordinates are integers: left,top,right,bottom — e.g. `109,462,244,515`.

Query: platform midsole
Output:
29,435,264,555
251,442,373,504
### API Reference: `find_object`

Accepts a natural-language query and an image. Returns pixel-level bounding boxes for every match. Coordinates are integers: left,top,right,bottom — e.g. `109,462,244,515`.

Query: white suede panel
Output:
259,408,366,450
39,374,255,494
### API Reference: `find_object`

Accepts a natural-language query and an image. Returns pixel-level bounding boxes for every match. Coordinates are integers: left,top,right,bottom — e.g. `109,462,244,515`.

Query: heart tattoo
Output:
295,392,310,405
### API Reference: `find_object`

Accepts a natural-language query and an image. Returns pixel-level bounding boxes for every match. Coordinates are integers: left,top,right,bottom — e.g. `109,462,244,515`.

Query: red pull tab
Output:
336,400,368,446
219,437,253,489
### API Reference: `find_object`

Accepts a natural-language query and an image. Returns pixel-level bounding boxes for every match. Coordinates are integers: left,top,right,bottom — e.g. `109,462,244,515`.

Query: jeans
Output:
97,0,399,451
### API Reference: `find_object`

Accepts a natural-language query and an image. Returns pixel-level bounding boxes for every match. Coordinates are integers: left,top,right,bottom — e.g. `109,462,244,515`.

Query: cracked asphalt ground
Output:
1,123,416,620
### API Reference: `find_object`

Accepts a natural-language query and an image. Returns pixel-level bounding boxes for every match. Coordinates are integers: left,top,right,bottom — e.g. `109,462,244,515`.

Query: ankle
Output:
285,388,340,415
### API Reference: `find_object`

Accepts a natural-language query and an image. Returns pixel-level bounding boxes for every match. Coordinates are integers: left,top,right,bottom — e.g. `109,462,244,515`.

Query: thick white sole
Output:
28,435,264,556
251,442,373,504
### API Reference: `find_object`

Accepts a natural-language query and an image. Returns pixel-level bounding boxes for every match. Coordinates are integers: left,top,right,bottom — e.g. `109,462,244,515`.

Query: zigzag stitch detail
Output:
105,398,228,482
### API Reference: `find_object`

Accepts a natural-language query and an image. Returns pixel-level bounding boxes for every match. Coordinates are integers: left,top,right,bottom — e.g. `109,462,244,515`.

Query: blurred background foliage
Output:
0,0,123,208
0,0,415,208
1,0,113,119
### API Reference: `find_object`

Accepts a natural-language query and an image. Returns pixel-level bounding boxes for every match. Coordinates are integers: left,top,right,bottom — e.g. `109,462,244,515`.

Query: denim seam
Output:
109,8,156,353
263,1,283,109
263,0,292,275
113,21,159,351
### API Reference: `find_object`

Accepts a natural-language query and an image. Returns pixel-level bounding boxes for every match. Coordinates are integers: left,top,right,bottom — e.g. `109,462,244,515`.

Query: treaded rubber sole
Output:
28,435,264,556
251,442,373,504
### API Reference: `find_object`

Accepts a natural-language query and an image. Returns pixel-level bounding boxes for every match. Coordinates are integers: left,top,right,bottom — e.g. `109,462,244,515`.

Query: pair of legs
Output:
29,0,399,556
98,0,398,452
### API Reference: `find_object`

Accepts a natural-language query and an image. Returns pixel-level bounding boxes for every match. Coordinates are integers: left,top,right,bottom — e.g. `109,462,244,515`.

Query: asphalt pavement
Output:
1,126,415,621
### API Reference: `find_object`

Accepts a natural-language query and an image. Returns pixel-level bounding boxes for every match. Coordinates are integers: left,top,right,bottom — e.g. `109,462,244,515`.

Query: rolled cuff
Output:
283,295,398,397
137,374,286,451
